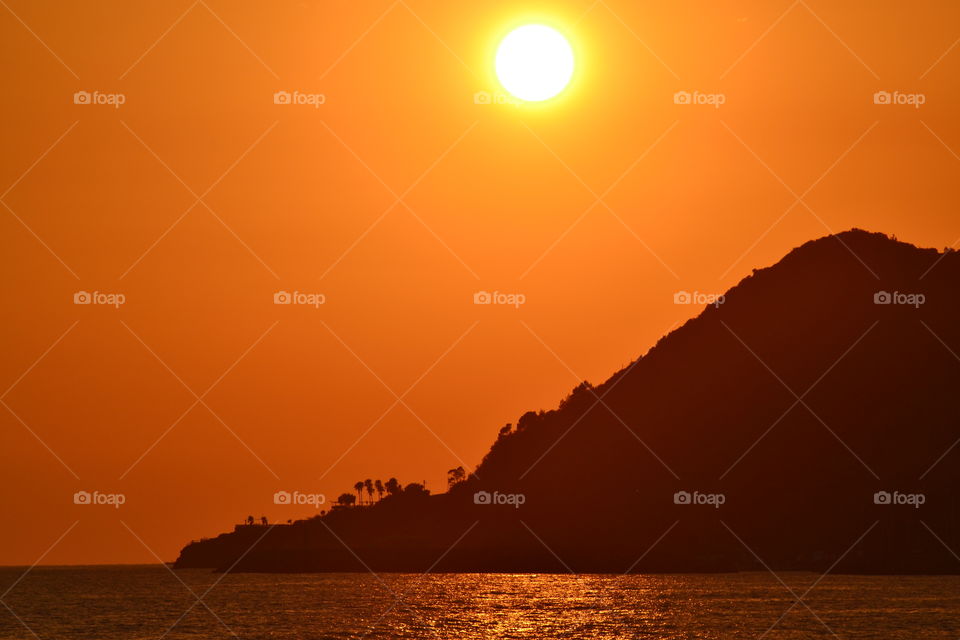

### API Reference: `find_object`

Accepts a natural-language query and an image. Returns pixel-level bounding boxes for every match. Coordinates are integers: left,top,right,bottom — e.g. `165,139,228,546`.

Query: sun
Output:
496,25,575,102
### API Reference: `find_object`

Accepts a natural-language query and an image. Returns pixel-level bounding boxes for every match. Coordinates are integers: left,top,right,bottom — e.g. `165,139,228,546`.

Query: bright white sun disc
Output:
496,25,574,102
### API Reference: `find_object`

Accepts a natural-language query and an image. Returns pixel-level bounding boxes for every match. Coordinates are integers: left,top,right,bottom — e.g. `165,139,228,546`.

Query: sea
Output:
1,566,958,639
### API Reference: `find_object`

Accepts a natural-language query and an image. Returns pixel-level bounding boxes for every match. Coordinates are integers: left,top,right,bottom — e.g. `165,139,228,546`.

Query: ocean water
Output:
1,566,959,639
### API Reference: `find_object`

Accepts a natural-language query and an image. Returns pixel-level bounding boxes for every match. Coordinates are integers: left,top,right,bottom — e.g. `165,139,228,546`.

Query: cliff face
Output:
177,230,960,574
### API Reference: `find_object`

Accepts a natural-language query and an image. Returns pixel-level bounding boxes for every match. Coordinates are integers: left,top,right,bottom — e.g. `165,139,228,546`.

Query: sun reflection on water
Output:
2,567,960,639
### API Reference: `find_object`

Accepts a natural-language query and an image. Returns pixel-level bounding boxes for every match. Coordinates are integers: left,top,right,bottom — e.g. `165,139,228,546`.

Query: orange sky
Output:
2,0,959,565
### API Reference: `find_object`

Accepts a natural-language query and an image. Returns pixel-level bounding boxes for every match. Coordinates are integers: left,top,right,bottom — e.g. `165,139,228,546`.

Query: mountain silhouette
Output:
176,230,960,574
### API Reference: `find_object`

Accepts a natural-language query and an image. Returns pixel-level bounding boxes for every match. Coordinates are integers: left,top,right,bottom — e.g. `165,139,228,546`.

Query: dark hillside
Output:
177,230,960,574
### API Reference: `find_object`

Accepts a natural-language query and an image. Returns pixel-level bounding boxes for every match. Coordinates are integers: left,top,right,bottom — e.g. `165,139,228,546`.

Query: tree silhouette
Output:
364,478,374,503
246,515,254,525
375,479,384,501
447,466,466,489
337,493,356,507
385,477,402,496
403,482,429,497
354,481,365,505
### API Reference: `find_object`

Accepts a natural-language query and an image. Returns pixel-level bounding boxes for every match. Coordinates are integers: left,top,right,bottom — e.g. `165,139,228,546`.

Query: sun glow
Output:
495,25,575,102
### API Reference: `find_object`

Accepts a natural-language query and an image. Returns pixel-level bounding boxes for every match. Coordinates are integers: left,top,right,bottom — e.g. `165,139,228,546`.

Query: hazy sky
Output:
2,0,959,565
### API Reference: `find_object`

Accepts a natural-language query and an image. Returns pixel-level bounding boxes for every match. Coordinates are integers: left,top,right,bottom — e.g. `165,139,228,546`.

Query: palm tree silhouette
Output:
375,479,384,501
364,478,374,503
354,481,364,505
